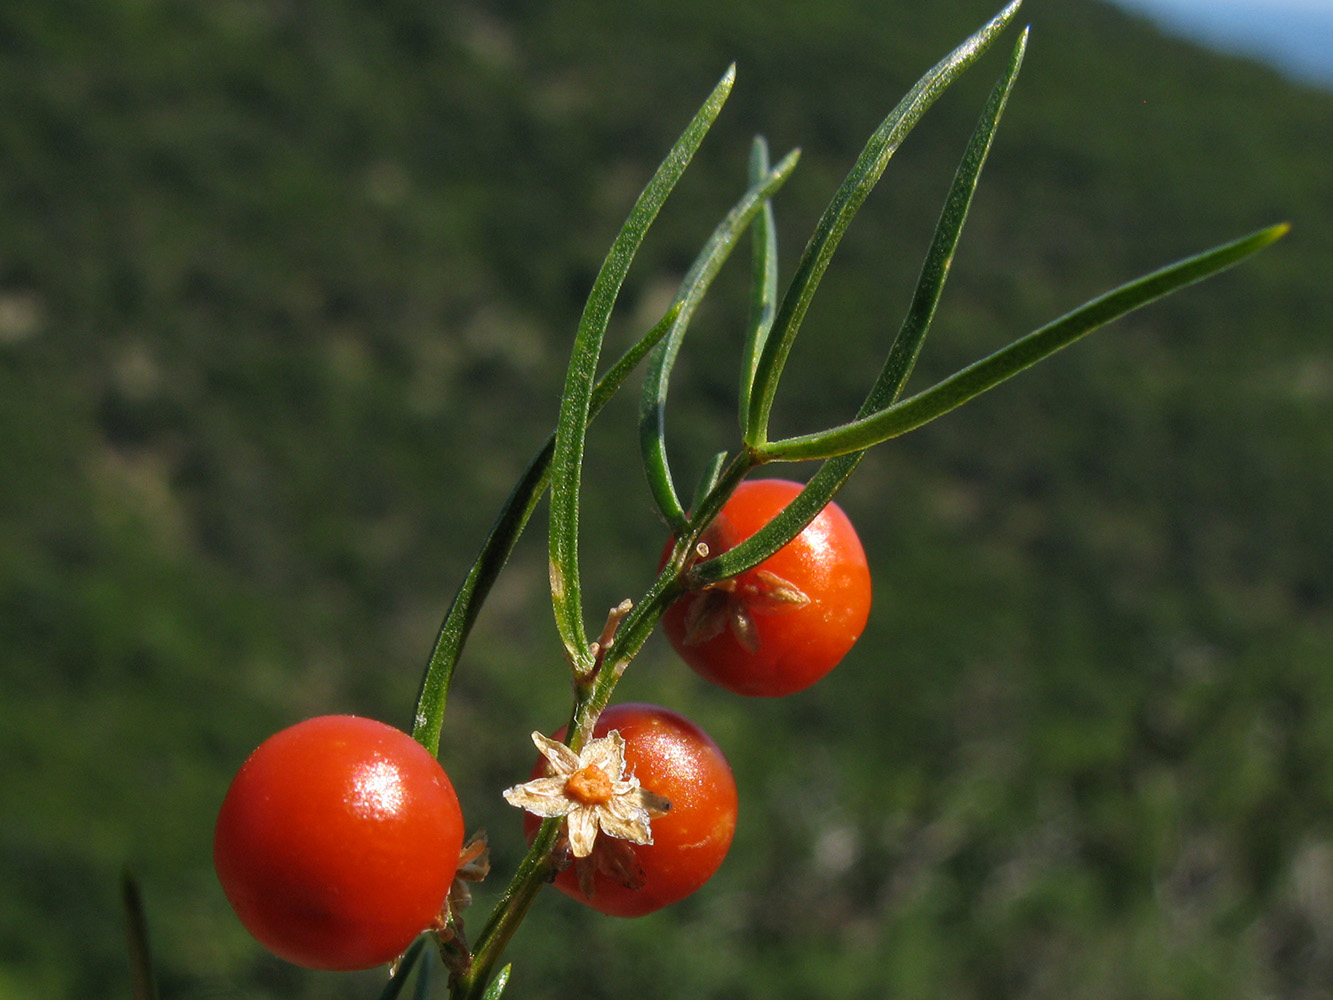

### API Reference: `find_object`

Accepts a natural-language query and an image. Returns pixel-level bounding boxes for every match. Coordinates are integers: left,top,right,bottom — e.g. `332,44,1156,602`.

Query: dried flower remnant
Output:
676,567,811,652
502,731,669,858
444,832,491,923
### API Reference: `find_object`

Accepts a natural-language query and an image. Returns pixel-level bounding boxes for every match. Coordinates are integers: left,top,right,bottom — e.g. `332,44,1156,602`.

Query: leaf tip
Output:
1249,220,1291,253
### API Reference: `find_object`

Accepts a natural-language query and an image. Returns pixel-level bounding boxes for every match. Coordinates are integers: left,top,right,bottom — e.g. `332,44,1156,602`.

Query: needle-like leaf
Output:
413,73,735,749
640,148,800,529
691,29,1029,586
548,65,735,672
744,0,1023,447
756,222,1291,464
122,871,159,1000
376,939,426,1000
738,136,781,435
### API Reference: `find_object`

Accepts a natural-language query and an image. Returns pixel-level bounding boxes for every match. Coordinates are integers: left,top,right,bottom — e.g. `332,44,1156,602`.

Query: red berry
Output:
663,478,871,696
523,703,737,917
214,715,464,970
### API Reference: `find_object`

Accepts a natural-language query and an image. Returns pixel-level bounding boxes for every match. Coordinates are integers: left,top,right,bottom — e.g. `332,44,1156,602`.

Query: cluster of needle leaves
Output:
183,3,1277,998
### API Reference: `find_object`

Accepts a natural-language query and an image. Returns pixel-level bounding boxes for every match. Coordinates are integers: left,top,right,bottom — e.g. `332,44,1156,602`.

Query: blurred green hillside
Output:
1,0,1331,997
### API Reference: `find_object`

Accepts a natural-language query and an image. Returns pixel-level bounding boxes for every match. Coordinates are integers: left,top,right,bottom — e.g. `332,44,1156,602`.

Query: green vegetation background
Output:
2,0,1331,997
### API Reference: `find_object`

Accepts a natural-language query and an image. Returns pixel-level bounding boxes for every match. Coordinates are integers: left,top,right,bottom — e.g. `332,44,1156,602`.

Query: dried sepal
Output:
427,830,492,977
675,568,810,651
680,589,731,645
749,569,812,612
446,830,490,915
575,835,648,900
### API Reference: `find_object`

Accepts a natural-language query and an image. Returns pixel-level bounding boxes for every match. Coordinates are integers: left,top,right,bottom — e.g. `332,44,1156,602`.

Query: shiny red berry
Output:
214,715,464,970
663,478,871,696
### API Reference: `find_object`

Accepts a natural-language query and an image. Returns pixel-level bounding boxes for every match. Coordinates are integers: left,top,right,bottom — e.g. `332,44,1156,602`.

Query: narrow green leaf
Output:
549,64,735,670
412,444,551,750
691,450,733,513
592,302,683,415
480,964,513,1000
376,939,425,1000
411,301,683,753
122,871,159,1000
744,0,1023,446
757,222,1291,463
686,466,847,590
875,28,1027,409
690,31,1028,588
411,947,432,1000
738,136,781,435
639,149,800,529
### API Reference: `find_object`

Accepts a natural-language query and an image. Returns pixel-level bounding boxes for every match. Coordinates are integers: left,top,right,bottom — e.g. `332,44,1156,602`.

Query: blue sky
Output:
1108,0,1333,87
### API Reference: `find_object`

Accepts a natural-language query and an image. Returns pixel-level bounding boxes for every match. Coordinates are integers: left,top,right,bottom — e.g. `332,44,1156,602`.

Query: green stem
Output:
571,448,756,752
450,821,562,1000
450,452,757,1000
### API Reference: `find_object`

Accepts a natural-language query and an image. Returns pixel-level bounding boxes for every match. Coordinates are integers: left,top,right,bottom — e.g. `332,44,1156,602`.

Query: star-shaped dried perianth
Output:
502,730,670,858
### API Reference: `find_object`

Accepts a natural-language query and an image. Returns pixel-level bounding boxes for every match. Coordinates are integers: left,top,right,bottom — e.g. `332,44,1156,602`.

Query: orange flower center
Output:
566,764,615,805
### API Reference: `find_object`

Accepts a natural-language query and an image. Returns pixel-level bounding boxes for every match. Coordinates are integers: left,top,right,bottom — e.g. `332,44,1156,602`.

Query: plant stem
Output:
449,820,562,1000
448,452,757,998
566,447,757,750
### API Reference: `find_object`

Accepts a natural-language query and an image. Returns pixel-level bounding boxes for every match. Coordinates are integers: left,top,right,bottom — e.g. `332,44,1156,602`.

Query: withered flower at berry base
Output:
502,730,669,858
